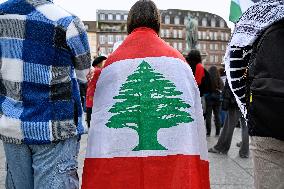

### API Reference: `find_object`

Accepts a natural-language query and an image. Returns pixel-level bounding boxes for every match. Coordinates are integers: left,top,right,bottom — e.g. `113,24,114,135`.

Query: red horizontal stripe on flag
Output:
104,27,186,68
82,155,209,189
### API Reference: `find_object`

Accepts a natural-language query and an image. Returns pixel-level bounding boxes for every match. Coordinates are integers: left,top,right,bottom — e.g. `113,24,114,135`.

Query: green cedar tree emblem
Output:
106,61,193,151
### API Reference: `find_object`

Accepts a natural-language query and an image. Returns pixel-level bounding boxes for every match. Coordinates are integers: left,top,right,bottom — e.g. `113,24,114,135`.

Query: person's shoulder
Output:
35,2,78,26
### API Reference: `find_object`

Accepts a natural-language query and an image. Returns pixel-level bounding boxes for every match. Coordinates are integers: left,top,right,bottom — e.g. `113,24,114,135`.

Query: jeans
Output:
4,137,80,189
214,106,249,156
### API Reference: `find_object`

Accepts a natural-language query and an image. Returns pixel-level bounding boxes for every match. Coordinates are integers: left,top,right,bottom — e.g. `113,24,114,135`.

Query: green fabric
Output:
107,61,193,151
229,0,243,23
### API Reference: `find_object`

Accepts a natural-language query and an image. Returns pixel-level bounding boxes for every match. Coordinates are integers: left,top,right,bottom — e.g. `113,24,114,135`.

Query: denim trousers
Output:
3,137,80,189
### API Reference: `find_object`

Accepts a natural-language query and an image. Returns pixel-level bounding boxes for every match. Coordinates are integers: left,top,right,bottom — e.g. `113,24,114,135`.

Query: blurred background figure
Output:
86,55,107,128
208,80,249,158
205,66,224,136
219,66,227,126
186,50,212,117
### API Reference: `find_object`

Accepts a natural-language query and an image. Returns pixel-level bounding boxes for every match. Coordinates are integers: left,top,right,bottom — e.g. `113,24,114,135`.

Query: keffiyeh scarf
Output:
224,0,284,116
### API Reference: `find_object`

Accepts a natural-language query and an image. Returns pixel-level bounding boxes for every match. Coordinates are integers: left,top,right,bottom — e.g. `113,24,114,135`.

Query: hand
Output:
86,67,95,82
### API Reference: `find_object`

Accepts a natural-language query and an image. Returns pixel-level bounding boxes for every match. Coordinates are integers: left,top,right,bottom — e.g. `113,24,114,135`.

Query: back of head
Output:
127,0,160,34
92,56,107,67
208,66,221,91
186,50,202,67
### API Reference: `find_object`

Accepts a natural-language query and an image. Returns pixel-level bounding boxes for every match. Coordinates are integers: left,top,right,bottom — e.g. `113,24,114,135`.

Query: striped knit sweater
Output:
0,0,91,144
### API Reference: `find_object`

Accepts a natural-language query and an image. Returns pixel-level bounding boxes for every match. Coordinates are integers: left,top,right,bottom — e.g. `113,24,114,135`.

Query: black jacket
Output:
221,80,238,111
247,20,284,141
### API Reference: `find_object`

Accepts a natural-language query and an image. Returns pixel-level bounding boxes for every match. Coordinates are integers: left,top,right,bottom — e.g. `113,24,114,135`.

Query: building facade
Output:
86,9,231,68
94,10,128,56
83,21,97,59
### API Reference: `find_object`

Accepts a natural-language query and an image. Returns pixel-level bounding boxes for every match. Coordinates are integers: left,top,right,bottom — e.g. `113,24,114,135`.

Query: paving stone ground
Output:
0,128,253,189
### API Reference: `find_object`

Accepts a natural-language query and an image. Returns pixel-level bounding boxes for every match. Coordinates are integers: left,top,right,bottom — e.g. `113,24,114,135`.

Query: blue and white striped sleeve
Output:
66,16,91,83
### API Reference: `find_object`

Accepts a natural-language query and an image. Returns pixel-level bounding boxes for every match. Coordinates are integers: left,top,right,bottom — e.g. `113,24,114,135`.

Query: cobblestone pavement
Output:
0,128,253,189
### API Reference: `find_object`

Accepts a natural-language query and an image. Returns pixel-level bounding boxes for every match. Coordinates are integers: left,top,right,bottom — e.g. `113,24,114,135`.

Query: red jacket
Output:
86,67,102,108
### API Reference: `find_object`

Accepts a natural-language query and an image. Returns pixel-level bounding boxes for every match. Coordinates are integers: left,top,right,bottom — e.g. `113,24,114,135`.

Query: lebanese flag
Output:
82,28,210,189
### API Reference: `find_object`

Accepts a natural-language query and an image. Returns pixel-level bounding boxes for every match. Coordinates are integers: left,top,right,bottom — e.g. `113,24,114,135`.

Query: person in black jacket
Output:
224,1,284,188
208,81,249,158
205,66,223,136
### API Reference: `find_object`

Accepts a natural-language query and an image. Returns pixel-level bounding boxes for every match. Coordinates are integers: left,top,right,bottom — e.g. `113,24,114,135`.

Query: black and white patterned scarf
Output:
224,0,284,116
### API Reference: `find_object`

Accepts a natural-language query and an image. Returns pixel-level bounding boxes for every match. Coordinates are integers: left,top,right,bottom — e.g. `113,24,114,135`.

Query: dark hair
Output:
208,66,223,92
127,0,160,34
186,50,202,66
92,56,107,67
218,67,226,77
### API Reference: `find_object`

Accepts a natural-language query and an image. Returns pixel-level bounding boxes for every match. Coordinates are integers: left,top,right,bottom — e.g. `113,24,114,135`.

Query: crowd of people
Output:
0,0,283,188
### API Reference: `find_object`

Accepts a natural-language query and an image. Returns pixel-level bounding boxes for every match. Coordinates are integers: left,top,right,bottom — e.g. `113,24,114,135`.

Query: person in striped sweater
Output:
0,0,91,188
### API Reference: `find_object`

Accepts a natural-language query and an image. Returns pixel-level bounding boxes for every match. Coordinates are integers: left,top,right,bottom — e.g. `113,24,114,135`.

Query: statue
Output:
185,14,198,52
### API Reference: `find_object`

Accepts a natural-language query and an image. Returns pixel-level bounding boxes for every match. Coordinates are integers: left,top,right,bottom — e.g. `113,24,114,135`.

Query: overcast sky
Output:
53,0,234,29
0,0,234,28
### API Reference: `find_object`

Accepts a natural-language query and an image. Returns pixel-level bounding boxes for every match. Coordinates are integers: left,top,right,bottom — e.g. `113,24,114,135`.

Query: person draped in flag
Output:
225,0,284,188
82,0,210,188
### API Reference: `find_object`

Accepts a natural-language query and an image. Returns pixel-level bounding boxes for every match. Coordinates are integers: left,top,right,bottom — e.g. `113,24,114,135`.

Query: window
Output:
220,32,224,40
178,42,183,51
124,15,128,20
160,29,165,37
108,14,113,20
178,30,182,38
225,33,230,41
184,16,188,25
174,16,180,25
108,35,114,44
198,31,202,39
211,18,216,27
166,29,170,38
209,32,213,40
220,20,225,28
115,35,122,42
215,55,219,63
116,14,121,20
165,15,170,24
173,30,177,38
210,55,214,63
202,17,207,27
173,42,178,49
108,48,113,54
99,35,106,44
221,44,226,51
196,43,200,50
214,32,218,40
202,31,206,39
210,44,214,50
101,47,106,54
215,44,219,50
100,14,105,20
203,44,207,50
